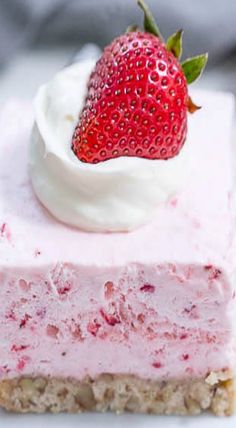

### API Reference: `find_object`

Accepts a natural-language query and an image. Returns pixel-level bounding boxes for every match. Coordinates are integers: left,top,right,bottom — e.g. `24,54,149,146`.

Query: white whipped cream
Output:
29,59,190,232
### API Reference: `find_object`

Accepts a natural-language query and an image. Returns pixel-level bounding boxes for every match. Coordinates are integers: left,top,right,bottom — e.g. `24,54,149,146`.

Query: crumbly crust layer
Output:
0,372,235,416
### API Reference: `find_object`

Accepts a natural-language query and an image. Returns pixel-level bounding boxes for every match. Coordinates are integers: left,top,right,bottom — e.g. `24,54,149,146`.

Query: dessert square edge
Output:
0,0,236,417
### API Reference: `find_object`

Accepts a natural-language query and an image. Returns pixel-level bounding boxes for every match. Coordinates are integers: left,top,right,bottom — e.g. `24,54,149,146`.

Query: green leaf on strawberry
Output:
181,53,208,84
166,29,183,59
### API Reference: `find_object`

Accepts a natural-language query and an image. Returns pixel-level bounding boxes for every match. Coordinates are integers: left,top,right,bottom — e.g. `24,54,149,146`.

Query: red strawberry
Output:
72,0,207,164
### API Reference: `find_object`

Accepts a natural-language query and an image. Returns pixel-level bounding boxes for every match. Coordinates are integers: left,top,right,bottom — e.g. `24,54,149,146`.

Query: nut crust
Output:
0,372,235,416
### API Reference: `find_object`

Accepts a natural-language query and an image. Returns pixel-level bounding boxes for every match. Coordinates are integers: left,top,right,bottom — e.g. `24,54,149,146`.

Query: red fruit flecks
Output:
19,314,31,328
181,353,189,361
104,281,114,299
47,324,60,338
11,344,29,352
5,308,17,321
72,32,188,164
204,265,222,280
140,284,155,293
180,333,188,340
100,308,121,326
183,304,199,320
71,324,84,341
57,283,71,295
17,356,30,371
50,264,73,296
152,361,162,368
36,307,47,319
87,320,101,336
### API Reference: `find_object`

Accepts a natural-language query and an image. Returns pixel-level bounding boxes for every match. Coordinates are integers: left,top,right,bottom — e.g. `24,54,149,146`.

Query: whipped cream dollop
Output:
29,59,190,232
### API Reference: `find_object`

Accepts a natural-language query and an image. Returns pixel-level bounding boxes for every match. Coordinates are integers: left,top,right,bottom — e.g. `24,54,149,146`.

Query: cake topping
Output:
29,1,208,232
72,0,207,164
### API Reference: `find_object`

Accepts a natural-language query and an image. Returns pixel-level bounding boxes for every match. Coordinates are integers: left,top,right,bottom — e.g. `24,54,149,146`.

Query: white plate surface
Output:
1,410,236,428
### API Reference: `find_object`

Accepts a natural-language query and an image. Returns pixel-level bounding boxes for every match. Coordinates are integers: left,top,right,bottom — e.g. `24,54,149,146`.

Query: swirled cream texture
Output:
29,60,191,232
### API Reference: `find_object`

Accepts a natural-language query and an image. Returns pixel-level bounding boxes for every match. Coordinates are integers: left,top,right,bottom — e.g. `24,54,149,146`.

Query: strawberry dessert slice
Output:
72,0,207,164
0,0,235,419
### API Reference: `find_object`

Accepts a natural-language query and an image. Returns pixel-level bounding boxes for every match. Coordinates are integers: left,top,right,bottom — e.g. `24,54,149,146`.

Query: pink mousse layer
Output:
0,91,235,381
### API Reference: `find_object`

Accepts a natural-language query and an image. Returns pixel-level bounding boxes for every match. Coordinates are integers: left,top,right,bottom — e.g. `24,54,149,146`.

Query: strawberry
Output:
72,0,207,164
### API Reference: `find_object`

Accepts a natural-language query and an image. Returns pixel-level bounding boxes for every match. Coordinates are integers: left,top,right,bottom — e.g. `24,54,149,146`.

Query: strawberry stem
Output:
137,0,163,40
